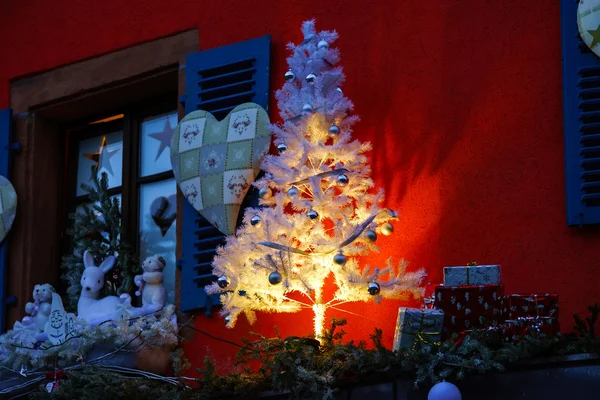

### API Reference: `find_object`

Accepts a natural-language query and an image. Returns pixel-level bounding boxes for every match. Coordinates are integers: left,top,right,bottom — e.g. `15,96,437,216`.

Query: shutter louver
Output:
0,108,13,332
180,36,270,312
561,0,600,225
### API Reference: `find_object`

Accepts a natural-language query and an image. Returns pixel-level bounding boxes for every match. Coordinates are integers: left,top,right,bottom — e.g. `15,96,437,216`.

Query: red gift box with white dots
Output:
433,285,503,336
499,293,560,341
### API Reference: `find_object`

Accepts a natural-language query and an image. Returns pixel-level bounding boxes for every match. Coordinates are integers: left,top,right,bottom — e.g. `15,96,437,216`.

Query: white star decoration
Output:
84,136,120,177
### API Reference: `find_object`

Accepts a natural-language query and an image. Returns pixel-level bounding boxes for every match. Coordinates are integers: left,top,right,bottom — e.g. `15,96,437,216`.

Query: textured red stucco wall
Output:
1,0,597,373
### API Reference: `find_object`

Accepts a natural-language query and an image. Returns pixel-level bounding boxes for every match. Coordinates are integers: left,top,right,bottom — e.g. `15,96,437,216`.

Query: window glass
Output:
76,131,124,196
74,194,122,244
140,112,177,177
138,179,177,304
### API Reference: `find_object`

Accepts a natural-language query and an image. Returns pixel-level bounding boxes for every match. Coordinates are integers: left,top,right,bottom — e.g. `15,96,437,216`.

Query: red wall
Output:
2,0,597,374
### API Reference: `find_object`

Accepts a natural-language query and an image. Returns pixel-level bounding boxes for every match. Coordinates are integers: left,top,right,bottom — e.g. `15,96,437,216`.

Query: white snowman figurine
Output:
134,255,167,309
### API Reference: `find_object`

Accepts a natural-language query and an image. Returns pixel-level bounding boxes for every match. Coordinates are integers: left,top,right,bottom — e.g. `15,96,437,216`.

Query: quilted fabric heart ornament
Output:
579,0,600,58
170,103,271,236
0,175,17,244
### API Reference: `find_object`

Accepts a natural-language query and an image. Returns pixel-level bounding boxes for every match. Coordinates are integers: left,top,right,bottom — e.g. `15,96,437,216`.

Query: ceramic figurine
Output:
18,283,54,332
45,293,77,345
77,250,129,323
134,255,167,308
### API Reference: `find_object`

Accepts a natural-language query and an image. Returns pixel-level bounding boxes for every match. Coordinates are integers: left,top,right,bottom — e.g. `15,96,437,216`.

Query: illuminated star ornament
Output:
84,136,120,177
149,119,174,161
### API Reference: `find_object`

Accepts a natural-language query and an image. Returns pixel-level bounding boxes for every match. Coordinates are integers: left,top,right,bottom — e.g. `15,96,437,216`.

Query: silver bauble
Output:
328,124,340,135
287,186,299,197
317,39,329,50
335,87,343,94
250,215,261,226
306,73,316,83
333,252,347,266
368,282,381,295
284,70,295,82
365,229,378,242
307,209,319,220
269,270,282,285
337,174,349,187
217,275,230,289
224,315,231,324
277,142,288,153
259,187,272,199
302,104,314,115
381,222,394,236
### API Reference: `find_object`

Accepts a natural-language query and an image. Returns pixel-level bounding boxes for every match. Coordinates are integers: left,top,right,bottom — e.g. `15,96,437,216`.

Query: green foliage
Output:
29,367,185,400
573,303,600,338
31,305,600,400
60,166,139,310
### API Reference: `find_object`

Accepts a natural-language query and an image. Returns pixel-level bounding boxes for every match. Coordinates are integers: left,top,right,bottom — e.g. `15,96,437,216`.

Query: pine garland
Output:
60,166,139,310
29,304,600,400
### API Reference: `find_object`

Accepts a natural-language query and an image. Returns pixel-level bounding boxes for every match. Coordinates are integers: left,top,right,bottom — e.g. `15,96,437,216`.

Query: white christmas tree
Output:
206,20,426,341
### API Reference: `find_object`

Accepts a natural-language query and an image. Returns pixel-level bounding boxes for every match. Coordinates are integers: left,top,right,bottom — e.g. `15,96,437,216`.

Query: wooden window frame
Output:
6,30,197,327
64,98,177,251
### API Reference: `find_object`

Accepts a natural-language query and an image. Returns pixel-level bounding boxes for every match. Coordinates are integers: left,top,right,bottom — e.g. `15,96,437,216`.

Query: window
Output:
4,30,196,330
561,0,600,225
66,100,178,303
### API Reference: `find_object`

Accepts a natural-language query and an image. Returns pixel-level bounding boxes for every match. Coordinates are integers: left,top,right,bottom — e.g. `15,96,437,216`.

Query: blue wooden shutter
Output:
180,35,270,313
561,1,600,225
0,108,13,332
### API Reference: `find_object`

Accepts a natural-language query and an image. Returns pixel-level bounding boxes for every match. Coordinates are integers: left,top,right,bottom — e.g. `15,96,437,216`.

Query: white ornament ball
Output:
224,315,231,324
368,282,381,295
217,275,230,289
427,381,462,400
307,209,319,220
302,104,314,115
277,142,288,153
317,39,329,50
365,229,377,242
250,215,261,226
328,124,340,135
336,174,349,187
306,73,316,83
259,187,272,200
287,186,299,197
269,270,283,285
335,87,343,94
284,70,295,82
381,222,394,236
333,252,347,266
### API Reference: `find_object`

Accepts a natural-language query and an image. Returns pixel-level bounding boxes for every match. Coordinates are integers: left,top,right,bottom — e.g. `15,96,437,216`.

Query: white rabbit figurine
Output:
77,250,129,323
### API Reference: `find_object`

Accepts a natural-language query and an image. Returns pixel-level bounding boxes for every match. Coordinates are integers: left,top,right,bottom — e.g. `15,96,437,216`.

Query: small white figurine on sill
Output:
78,250,130,323
21,283,55,331
45,292,77,345
10,283,55,345
134,255,167,309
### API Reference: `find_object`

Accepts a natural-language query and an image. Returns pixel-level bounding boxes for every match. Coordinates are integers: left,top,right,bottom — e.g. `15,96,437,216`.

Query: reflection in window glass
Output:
140,112,177,178
74,194,122,243
76,131,124,196
139,179,177,304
